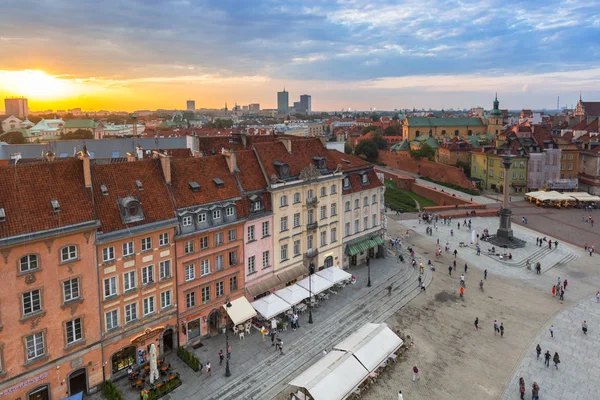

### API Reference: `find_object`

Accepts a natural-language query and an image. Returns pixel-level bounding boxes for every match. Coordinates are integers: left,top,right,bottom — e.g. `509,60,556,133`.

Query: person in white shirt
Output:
398,390,404,400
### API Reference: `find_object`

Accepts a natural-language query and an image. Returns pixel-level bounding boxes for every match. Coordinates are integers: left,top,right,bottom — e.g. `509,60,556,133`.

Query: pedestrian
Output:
549,240,552,249
476,246,480,256
585,243,588,251
398,390,404,400
549,325,554,338
596,291,600,303
474,317,479,329
552,285,556,297
493,320,499,334
563,279,568,290
418,276,422,286
554,240,558,249
582,320,588,334
535,344,541,360
532,382,540,400
227,345,232,360
560,288,564,301
453,249,458,258
464,263,468,273
553,352,560,369
544,350,551,367
260,326,266,341
219,350,224,365
421,281,426,291
453,260,456,270
536,237,539,246
279,339,284,355
451,229,454,236
322,349,327,357
271,331,277,346
519,377,525,400
448,265,452,275
412,365,420,381
500,323,505,337
205,361,212,376
536,263,541,274
484,269,487,280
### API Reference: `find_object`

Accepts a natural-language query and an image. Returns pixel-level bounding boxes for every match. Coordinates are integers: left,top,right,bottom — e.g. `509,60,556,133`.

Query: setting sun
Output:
0,69,81,99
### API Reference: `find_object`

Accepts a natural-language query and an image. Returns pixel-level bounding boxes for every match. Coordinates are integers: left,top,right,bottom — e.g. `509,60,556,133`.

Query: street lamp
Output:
308,262,315,324
367,256,371,287
224,298,232,377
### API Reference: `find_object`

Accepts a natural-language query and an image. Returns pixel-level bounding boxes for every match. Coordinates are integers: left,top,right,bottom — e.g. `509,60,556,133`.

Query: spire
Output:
495,92,498,101
580,91,582,102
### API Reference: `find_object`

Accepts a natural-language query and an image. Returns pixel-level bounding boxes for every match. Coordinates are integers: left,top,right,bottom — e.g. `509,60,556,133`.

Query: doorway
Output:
207,309,221,336
68,368,87,397
28,385,50,400
324,256,333,268
162,328,174,353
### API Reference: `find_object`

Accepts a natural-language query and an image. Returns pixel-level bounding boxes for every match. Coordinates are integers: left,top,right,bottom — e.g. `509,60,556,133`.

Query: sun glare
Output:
0,70,80,99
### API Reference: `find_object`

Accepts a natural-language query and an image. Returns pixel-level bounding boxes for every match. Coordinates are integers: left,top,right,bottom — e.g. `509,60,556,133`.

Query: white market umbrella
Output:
297,274,334,295
251,294,292,320
316,267,352,285
274,284,311,306
149,344,159,384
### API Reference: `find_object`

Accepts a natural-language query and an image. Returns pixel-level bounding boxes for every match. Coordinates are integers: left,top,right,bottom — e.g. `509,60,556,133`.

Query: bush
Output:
103,380,124,400
420,176,480,195
145,376,182,400
177,346,202,372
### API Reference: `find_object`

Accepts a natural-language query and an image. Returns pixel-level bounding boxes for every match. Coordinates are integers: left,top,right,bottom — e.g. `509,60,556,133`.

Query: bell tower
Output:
487,93,503,136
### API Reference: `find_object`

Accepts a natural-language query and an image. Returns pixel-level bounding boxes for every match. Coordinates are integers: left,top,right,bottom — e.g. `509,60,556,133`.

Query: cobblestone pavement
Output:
502,294,600,400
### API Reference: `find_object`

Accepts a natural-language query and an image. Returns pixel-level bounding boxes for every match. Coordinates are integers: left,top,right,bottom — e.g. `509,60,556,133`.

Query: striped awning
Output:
346,236,383,257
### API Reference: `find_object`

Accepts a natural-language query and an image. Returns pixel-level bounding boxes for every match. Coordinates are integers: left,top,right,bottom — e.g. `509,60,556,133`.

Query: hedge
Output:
142,376,182,400
177,346,202,372
103,380,124,400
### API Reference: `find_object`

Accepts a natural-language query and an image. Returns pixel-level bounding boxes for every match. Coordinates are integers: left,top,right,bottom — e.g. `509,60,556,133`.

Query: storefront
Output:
111,346,136,374
186,319,202,341
27,385,50,400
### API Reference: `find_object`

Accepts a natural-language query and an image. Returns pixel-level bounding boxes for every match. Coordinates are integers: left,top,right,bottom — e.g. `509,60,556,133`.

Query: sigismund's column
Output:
497,153,514,239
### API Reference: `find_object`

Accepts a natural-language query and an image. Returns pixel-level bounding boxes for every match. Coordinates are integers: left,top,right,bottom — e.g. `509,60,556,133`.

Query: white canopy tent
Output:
316,267,352,285
296,274,334,295
274,284,311,306
251,294,292,320
223,296,257,325
568,192,600,202
333,323,403,372
289,350,369,400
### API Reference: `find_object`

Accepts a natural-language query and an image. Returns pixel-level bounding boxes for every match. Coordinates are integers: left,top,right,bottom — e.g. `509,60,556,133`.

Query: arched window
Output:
454,130,459,136
20,254,39,272
61,245,78,262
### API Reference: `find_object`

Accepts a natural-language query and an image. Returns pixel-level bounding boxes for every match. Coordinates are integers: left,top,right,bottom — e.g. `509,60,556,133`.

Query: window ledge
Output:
19,310,46,324
61,298,84,309
160,276,172,282
247,271,257,276
103,294,120,302
247,239,256,244
123,288,138,295
60,258,81,266
17,268,41,277
125,319,139,326
142,282,156,288
140,249,152,254
102,260,116,266
23,354,50,368
64,338,87,351
262,234,271,239
123,254,135,260
104,326,122,335
262,265,271,270
161,305,174,312
159,244,170,249
143,312,157,318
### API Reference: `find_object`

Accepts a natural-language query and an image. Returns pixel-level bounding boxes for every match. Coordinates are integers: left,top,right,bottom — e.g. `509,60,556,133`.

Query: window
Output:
520,161,524,168
262,251,270,268
489,159,494,167
320,186,327,196
252,201,261,211
182,216,192,227
280,216,288,231
123,271,136,291
281,244,288,261
568,163,573,170
345,222,351,237
123,241,134,257
345,201,351,212
320,231,327,247
142,265,154,285
372,214,377,227
247,226,255,241
201,287,210,303
308,209,314,224
102,247,115,263
280,195,288,207
500,171,504,179
343,177,350,188
354,220,359,233
104,277,117,298
354,199,359,209
215,232,224,246
200,236,209,249
248,256,256,274
143,297,155,315
520,172,524,179
63,278,80,302
489,170,493,177
228,229,237,241
213,209,221,219
105,310,118,331
229,251,237,266
159,232,169,246
230,276,238,291
363,197,368,207
226,206,235,217
20,254,39,272
361,174,368,184
185,264,195,281
293,192,301,203
331,203,337,216
161,290,172,309
307,189,314,200
215,255,224,271
331,228,337,242
568,154,573,160
262,221,269,237
198,213,207,223
22,290,42,316
186,292,196,309
125,303,137,323
331,184,337,194
320,206,327,219
184,240,195,254
294,213,301,228
141,237,152,252
61,245,77,262
66,318,83,344
294,240,301,256
26,332,45,360
216,281,224,297
372,194,377,204
201,259,210,276
159,260,171,279
364,216,369,230
513,171,517,179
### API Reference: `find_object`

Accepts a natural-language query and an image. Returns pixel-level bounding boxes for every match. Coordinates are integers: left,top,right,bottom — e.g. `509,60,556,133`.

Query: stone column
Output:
497,155,514,239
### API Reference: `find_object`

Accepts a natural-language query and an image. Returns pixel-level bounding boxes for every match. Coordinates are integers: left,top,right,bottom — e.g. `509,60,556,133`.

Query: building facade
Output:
300,95,312,113
277,90,289,114
402,117,487,142
4,98,28,118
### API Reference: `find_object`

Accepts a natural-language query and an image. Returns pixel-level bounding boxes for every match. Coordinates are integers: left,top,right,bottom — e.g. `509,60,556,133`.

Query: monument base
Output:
486,234,527,249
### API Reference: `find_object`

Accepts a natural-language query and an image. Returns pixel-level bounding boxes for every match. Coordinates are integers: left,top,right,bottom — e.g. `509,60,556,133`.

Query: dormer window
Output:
252,202,262,211
361,174,369,184
117,196,144,224
100,185,109,196
198,213,207,223
226,206,235,217
0,207,5,222
182,216,192,227
273,160,290,178
189,181,201,192
312,156,327,170
213,210,221,219
213,178,224,188
343,177,350,188
51,199,61,213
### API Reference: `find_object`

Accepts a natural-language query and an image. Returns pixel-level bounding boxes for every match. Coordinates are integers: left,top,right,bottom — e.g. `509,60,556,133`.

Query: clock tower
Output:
487,93,503,136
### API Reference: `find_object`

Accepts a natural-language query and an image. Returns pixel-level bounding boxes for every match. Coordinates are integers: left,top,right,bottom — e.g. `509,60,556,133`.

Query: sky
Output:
1,0,599,112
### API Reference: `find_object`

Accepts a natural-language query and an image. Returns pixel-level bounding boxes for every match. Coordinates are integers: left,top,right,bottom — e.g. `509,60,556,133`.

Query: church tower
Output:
487,93,503,136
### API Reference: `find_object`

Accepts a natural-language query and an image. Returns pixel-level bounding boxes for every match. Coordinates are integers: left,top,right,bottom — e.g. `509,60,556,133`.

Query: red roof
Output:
91,159,176,234
342,169,383,194
573,118,590,131
235,150,267,192
0,159,96,238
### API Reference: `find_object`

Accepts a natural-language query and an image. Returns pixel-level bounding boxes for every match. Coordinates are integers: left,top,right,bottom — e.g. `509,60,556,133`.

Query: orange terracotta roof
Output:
91,159,176,234
235,150,267,192
0,159,96,238
343,168,383,194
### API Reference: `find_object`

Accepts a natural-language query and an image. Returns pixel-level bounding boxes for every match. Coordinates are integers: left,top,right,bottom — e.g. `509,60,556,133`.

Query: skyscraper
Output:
277,89,289,114
300,94,312,113
187,100,196,111
4,97,28,117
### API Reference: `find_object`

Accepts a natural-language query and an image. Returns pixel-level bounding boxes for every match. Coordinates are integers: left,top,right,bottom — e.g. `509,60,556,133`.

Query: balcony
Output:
304,248,319,261
306,197,319,207
306,222,318,231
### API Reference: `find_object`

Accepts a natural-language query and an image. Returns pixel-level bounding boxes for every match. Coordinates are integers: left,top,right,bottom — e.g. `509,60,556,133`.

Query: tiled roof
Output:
169,155,244,211
91,159,176,234
573,118,590,131
0,159,96,239
581,102,600,117
235,150,267,192
343,168,383,194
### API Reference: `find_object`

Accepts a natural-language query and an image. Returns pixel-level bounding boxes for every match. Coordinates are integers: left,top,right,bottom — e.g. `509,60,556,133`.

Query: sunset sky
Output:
1,0,599,112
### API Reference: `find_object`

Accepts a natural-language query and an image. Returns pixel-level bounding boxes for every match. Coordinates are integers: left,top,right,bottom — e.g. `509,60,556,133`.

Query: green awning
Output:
346,236,383,256
371,236,384,246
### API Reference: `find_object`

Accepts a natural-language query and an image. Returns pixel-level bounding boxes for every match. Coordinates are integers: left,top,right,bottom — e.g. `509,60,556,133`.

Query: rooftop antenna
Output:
557,96,559,111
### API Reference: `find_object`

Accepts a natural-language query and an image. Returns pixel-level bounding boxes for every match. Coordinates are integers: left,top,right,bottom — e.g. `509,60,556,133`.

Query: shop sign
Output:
131,327,164,345
1,373,48,397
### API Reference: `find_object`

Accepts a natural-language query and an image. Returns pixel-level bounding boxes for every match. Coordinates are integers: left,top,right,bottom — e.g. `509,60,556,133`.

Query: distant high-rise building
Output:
300,94,312,113
277,89,289,114
187,100,196,111
4,97,28,117
293,101,302,111
249,103,260,112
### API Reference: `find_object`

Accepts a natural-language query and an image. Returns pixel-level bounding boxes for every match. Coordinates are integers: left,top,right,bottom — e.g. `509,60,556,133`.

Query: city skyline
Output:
1,0,599,111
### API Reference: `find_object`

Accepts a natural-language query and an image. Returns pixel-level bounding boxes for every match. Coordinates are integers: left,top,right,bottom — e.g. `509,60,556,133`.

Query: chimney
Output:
79,148,92,188
279,137,293,153
126,152,137,162
222,149,238,173
193,150,203,158
136,145,143,160
158,152,171,184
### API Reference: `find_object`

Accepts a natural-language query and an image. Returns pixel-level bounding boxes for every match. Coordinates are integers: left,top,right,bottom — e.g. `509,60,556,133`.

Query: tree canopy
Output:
0,131,26,144
61,129,93,140
371,134,388,150
384,125,402,136
409,143,436,161
355,139,378,161
204,118,234,129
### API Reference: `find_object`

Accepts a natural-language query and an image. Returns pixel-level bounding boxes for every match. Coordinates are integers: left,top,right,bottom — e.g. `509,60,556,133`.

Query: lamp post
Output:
224,298,232,377
308,262,314,324
367,257,371,287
